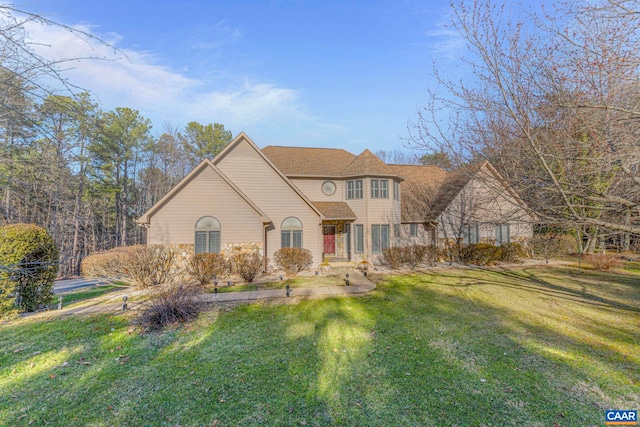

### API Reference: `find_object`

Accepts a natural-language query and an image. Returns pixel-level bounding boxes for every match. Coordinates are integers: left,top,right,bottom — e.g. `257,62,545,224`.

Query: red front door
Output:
323,226,336,254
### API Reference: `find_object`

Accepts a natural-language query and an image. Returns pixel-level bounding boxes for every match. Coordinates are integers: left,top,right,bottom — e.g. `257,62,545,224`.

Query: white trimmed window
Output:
410,223,418,237
346,180,363,199
281,217,303,248
195,216,221,254
354,224,364,253
495,224,510,246
394,181,400,201
371,224,390,253
371,179,388,198
463,224,479,244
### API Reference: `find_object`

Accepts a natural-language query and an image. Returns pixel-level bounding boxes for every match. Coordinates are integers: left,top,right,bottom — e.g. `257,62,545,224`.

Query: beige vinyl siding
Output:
147,166,264,245
436,172,533,244
290,178,344,201
216,138,322,266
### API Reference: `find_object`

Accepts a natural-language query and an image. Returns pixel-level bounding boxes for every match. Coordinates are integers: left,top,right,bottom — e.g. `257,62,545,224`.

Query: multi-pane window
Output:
371,179,388,198
393,181,400,201
354,224,364,254
195,216,221,254
495,224,510,246
281,217,303,248
410,223,418,237
463,224,479,244
394,224,400,238
371,224,390,253
346,180,363,199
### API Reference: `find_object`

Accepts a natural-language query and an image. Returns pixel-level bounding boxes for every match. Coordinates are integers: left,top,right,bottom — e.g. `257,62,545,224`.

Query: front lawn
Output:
209,273,347,293
0,264,638,426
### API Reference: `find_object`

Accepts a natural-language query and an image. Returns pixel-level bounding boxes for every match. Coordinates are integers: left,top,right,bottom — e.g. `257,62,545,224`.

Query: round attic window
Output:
322,181,336,196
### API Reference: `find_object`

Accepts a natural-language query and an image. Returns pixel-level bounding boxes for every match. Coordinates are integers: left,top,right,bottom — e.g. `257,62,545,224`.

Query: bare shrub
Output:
186,253,228,285
273,248,313,275
137,283,204,329
584,254,622,271
230,252,263,282
381,247,404,269
498,242,527,263
530,234,576,263
404,245,433,269
125,245,180,289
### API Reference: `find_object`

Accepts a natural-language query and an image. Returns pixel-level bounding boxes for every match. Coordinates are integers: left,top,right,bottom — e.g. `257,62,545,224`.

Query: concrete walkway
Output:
25,270,376,318
202,270,375,303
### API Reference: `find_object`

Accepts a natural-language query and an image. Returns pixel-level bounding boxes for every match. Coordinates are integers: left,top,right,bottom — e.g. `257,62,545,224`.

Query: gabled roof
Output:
261,146,356,177
312,202,357,220
395,161,536,223
214,133,324,218
261,146,401,179
342,149,397,177
388,164,450,223
137,158,270,225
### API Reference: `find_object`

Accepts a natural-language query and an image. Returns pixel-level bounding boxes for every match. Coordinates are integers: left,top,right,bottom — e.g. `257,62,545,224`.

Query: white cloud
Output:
20,16,342,144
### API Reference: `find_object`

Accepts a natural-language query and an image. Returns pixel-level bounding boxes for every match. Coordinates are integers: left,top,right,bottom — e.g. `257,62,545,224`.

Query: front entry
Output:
323,225,336,254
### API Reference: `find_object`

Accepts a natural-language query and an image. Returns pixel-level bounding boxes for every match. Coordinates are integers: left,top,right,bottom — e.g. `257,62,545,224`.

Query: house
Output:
137,133,533,269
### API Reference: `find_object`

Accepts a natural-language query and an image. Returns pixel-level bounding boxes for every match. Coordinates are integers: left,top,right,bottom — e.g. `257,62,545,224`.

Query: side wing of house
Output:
214,134,324,266
437,163,534,246
138,160,269,256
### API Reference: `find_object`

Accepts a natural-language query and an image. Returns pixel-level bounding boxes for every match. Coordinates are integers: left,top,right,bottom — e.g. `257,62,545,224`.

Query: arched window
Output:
281,217,302,248
195,216,221,254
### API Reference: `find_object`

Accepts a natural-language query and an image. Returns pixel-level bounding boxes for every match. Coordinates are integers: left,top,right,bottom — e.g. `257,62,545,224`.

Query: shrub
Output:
273,247,313,275
584,253,622,271
186,253,228,285
81,247,130,282
438,243,462,263
230,252,263,282
82,245,179,289
137,283,203,329
461,243,502,266
380,247,404,269
125,245,180,289
404,245,434,269
499,242,527,263
530,234,576,263
0,224,59,315
357,260,371,272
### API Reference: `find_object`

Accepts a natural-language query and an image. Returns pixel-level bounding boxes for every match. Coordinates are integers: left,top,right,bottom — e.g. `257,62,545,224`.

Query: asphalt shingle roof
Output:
312,202,357,219
261,146,356,176
262,146,400,178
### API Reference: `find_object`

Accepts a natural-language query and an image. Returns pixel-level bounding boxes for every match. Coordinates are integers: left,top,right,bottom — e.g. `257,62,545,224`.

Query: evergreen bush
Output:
0,223,59,314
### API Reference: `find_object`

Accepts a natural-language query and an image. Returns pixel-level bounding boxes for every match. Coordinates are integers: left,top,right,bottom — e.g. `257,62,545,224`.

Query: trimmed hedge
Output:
82,245,179,289
0,223,59,315
499,242,527,263
461,243,502,266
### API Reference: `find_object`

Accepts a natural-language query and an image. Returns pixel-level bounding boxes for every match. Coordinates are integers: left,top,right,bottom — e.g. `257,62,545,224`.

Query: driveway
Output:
54,278,105,294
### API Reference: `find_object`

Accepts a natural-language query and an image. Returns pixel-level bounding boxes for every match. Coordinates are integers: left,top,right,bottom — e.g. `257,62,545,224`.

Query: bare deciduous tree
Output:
411,0,640,252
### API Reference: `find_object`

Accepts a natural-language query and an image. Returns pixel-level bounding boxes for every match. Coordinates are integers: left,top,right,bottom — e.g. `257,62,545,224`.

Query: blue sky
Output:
16,0,465,154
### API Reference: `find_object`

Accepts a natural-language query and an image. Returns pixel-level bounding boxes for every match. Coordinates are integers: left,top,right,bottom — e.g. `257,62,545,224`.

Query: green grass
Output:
1,264,638,426
52,285,122,306
210,274,346,293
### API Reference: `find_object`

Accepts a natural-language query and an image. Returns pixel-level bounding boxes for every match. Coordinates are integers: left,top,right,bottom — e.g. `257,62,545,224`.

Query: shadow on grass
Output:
0,265,638,426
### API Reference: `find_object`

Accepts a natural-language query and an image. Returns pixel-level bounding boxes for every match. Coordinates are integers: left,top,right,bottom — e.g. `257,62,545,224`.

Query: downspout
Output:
263,223,269,272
